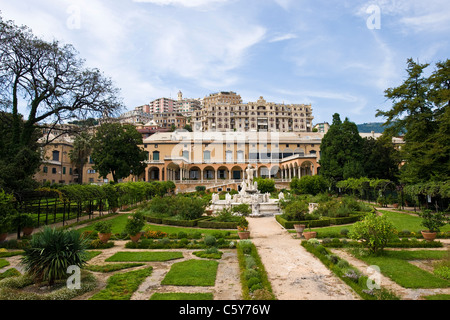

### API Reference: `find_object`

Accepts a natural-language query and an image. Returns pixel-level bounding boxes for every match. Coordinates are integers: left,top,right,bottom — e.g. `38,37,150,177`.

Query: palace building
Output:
142,131,322,191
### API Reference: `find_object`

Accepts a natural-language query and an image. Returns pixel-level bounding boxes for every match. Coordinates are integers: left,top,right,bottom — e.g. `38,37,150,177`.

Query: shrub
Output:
93,220,112,234
177,231,188,239
232,203,251,217
239,240,253,254
290,175,328,195
247,277,262,289
337,259,350,270
204,235,216,247
419,210,447,233
340,228,350,236
21,227,88,285
283,199,309,221
326,254,339,264
244,269,260,281
11,213,35,229
349,212,396,254
252,289,274,300
124,212,145,236
195,186,206,192
250,283,263,292
245,256,257,269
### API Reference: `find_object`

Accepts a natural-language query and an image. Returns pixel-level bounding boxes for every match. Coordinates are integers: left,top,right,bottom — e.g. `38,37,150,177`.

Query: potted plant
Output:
303,224,317,240
12,213,35,236
94,220,113,243
237,217,250,239
293,224,306,238
420,210,447,242
124,212,146,242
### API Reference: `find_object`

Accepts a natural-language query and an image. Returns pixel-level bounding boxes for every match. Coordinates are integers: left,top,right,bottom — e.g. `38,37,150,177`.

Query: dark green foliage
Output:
142,195,207,221
21,227,89,285
290,175,328,195
319,114,365,184
90,123,147,183
254,178,276,194
124,211,146,236
0,190,17,233
376,58,450,184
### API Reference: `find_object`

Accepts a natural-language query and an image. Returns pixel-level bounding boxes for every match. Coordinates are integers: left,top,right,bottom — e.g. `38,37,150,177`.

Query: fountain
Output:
210,164,282,217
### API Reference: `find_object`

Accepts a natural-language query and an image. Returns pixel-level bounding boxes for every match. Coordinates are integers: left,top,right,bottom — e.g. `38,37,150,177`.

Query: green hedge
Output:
276,213,365,229
144,215,209,227
197,218,239,230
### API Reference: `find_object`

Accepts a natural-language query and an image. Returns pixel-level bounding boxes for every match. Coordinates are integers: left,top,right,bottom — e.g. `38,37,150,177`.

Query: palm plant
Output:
21,227,89,285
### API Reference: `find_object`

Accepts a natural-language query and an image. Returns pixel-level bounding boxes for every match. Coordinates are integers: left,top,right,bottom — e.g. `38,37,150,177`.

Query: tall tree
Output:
90,123,148,183
0,15,123,192
361,135,400,182
376,58,450,183
319,113,365,184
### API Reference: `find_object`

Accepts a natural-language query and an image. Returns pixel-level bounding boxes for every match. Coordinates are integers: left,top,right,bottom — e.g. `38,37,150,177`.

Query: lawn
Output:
350,249,450,289
105,251,184,262
78,214,131,234
77,213,238,236
89,266,153,300
378,210,450,233
161,259,219,286
289,209,450,238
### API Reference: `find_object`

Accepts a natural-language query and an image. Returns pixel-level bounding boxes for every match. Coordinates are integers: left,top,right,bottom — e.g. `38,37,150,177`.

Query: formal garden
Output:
0,176,448,301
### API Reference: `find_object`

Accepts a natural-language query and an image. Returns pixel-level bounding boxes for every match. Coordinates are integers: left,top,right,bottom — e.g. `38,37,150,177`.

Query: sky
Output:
1,0,449,124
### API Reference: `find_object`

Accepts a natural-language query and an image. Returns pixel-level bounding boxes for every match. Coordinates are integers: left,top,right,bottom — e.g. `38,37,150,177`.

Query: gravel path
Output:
248,216,360,300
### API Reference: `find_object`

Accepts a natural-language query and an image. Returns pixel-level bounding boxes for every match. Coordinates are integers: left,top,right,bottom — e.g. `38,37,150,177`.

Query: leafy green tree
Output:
0,112,40,193
349,212,396,255
90,123,147,183
361,135,400,182
319,113,364,184
290,175,328,195
376,58,450,184
0,15,123,192
255,178,275,194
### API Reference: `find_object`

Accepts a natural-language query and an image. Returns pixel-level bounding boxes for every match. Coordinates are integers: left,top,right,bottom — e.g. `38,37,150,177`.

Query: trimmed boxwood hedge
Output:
197,218,239,230
276,213,365,229
144,215,209,227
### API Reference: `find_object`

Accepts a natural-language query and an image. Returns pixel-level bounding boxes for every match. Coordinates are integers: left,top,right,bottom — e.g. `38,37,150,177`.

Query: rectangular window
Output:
43,166,48,173
52,168,57,174
63,167,66,174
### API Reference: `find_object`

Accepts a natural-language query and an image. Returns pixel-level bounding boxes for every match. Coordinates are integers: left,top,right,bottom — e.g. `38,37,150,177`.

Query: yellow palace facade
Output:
142,131,322,191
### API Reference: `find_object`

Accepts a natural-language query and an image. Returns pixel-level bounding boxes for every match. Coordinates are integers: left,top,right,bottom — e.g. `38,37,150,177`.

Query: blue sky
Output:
1,0,449,124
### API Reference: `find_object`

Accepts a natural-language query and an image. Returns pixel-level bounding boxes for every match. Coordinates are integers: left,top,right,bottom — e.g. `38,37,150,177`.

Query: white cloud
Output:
269,33,297,43
145,15,267,88
273,0,294,11
354,0,450,33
